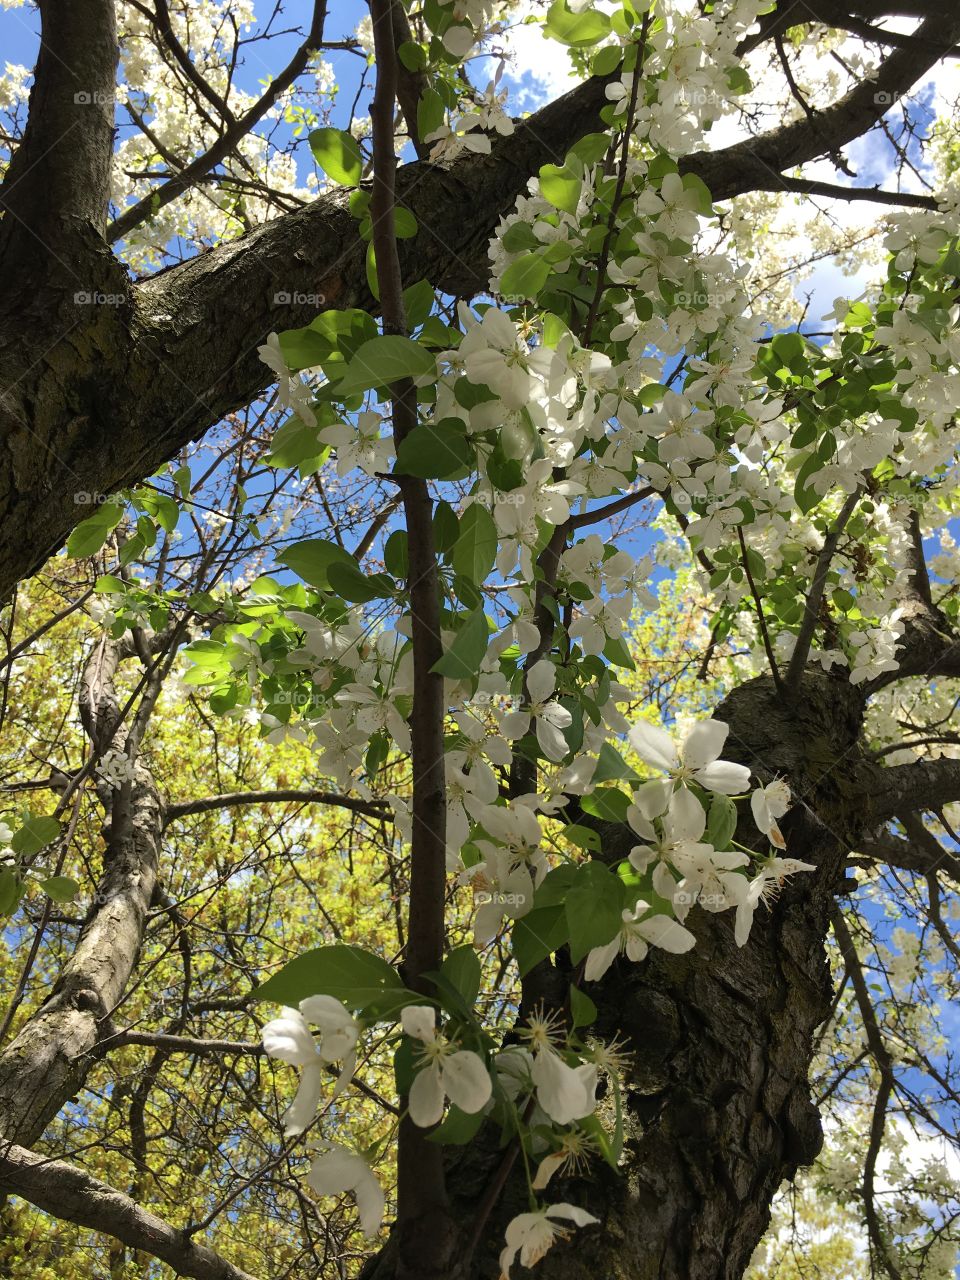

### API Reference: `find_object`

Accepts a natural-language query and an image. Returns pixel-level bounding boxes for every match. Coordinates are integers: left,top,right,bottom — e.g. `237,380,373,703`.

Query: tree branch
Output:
164,788,389,825
785,487,862,689
0,0,118,276
0,1142,260,1280
108,1,328,243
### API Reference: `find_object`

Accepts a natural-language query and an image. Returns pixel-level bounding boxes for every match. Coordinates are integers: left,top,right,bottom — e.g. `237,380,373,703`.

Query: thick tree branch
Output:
0,0,117,276
0,1142,259,1280
861,758,960,824
4,6,960,601
0,639,163,1144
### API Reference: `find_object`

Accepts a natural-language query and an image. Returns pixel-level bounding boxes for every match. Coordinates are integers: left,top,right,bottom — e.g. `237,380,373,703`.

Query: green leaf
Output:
267,418,328,473
706,794,737,850
66,502,124,558
591,44,621,76
545,0,611,46
532,865,578,908
681,172,714,216
451,504,497,584
403,279,436,329
332,336,436,397
539,163,581,215
512,905,569,976
569,132,611,166
569,984,598,1029
398,40,427,71
602,635,635,669
308,127,363,185
591,742,637,785
39,875,80,903
0,869,23,916
427,1104,485,1144
11,814,61,856
560,823,602,853
431,608,489,680
565,861,624,964
433,501,459,554
326,560,395,603
384,530,409,579
395,420,473,479
417,86,446,140
440,945,481,1007
579,788,632,824
253,944,411,1017
278,539,356,590
499,252,552,301
794,452,822,514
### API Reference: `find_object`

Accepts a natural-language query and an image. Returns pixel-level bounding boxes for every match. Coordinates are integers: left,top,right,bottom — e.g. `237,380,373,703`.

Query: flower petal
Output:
442,1049,493,1114
628,720,678,772
401,1005,436,1043
694,759,751,795
282,1060,324,1136
584,935,620,982
531,1051,597,1125
262,1008,317,1067
681,719,729,770
527,659,557,705
307,1147,385,1238
545,1202,600,1227
636,913,696,954
409,1062,445,1127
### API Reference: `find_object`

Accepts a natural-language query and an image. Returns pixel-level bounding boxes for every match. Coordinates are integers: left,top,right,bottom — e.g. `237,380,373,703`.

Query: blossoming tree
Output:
2,0,960,1278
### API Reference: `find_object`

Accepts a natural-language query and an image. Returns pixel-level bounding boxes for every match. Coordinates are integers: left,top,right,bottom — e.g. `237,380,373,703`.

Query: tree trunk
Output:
367,670,867,1280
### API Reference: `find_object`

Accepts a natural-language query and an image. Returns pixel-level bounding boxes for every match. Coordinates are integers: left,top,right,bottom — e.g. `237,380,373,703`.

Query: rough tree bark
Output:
0,635,164,1144
2,2,959,597
359,669,870,1280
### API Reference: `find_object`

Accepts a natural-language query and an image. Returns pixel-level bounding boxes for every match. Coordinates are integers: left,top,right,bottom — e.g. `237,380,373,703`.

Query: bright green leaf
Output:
309,127,363,185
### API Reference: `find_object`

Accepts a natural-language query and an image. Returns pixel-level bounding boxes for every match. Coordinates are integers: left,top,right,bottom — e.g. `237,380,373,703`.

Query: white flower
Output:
464,846,534,946
628,717,750,795
402,1005,492,1126
530,1047,597,1125
306,1145,384,1238
584,901,696,981
750,779,791,849
499,1203,599,1277
257,332,317,427
729,857,817,946
627,786,714,902
671,845,750,922
261,998,359,1135
501,661,572,762
96,747,137,789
